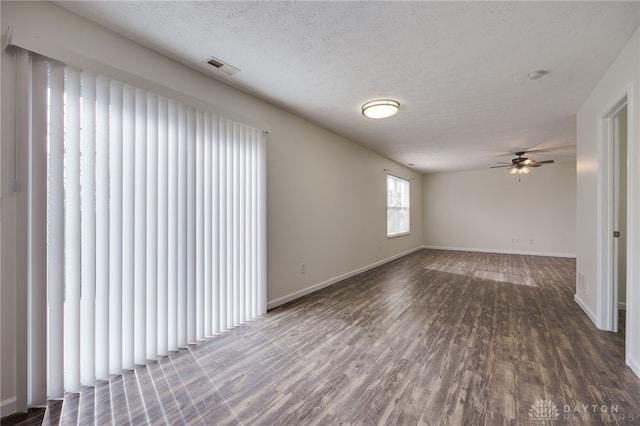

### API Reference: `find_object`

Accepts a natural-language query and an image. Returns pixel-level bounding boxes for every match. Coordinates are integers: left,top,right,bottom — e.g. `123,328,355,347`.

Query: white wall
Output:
576,26,640,377
422,163,576,257
0,1,423,411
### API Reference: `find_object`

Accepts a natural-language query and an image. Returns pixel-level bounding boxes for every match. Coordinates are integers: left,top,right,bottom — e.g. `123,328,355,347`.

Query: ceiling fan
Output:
491,151,554,180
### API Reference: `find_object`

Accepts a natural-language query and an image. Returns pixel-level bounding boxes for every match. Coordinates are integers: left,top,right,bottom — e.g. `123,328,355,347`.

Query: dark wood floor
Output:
4,249,640,425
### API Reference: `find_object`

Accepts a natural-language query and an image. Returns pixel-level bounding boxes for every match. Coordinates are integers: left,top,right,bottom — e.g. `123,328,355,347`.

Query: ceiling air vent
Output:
204,56,240,76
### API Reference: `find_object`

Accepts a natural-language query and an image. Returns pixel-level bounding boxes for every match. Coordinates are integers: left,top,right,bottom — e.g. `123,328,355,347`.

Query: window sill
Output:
387,232,410,239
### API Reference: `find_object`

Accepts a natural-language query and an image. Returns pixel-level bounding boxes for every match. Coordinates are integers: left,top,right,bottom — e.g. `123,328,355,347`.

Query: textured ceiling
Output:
56,1,640,173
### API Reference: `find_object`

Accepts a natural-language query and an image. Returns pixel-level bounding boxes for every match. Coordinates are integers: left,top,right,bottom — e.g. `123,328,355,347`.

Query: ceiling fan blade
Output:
519,145,575,154
525,159,554,167
490,165,512,168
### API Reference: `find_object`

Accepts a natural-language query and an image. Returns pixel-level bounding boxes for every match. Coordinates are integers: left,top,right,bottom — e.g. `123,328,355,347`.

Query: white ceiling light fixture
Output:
362,99,400,119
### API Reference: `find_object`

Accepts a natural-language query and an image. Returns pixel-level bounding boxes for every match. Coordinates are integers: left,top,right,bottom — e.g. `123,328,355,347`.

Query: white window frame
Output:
387,174,410,237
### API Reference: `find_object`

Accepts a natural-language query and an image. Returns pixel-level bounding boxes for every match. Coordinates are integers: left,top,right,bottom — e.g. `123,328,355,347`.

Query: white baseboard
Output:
1,397,17,418
422,245,576,259
574,294,598,326
628,354,640,380
267,246,423,310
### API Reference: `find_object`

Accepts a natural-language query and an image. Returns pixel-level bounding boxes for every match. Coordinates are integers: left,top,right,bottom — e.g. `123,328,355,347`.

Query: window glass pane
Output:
387,175,410,236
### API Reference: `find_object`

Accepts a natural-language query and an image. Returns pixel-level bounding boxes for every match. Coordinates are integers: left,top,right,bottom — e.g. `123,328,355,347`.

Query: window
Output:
387,175,410,236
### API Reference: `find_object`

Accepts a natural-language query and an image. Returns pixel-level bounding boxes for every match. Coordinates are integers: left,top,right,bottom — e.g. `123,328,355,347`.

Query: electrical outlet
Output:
301,263,306,274
529,239,534,245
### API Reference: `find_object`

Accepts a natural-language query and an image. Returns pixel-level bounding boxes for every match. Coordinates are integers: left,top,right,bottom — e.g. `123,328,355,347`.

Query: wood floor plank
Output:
10,249,640,425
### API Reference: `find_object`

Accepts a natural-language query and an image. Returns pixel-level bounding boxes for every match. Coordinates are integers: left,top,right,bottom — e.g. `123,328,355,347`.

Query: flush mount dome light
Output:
362,99,400,119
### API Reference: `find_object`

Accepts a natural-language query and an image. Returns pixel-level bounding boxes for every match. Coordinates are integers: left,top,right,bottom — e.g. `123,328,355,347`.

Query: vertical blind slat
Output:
15,48,30,414
29,55,48,406
80,71,97,386
146,95,159,361
157,98,169,356
47,60,65,398
95,75,111,380
187,108,197,344
232,124,240,326
64,67,82,392
109,82,124,374
203,113,213,337
250,131,258,318
196,111,205,341
177,105,188,348
121,85,136,370
239,128,246,323
258,131,267,316
134,89,148,366
225,121,234,329
167,101,179,352
219,120,228,331
211,117,221,334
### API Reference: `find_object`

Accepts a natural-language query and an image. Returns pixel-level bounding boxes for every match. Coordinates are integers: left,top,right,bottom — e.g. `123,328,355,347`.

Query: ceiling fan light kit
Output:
362,99,400,119
510,166,529,175
491,151,554,181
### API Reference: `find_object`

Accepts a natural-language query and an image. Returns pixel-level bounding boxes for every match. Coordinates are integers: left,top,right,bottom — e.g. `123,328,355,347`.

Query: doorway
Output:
612,105,627,335
597,93,629,341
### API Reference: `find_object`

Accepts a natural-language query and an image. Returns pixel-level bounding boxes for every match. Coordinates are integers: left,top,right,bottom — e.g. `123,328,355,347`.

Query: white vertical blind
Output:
19,52,267,399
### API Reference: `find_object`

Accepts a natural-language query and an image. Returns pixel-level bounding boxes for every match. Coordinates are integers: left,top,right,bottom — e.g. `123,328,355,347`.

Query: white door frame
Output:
596,87,629,333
